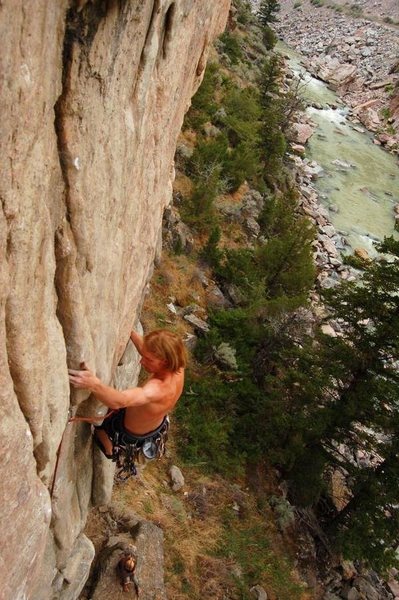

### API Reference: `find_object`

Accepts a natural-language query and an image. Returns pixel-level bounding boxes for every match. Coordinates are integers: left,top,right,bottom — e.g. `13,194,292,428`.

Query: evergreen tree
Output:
257,0,280,26
259,55,282,109
281,237,399,569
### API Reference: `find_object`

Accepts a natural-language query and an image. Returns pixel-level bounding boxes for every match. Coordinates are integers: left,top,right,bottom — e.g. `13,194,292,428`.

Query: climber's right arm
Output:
130,330,144,355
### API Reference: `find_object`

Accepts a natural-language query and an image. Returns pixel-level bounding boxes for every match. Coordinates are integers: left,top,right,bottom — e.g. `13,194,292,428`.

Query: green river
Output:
278,42,399,255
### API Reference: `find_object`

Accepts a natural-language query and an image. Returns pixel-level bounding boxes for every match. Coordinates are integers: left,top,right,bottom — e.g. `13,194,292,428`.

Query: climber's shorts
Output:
94,409,169,461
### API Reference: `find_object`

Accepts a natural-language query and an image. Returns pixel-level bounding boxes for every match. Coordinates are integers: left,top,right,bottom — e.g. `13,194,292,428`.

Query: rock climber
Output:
68,329,187,470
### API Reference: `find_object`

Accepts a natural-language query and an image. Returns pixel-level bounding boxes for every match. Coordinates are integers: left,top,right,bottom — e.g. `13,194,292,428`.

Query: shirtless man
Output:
68,329,186,458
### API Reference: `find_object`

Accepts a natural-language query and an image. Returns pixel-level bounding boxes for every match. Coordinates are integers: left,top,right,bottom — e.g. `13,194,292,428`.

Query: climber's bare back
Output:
124,369,184,434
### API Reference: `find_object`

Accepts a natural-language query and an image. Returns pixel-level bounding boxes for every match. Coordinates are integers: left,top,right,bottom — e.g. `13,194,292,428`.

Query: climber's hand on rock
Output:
68,362,100,391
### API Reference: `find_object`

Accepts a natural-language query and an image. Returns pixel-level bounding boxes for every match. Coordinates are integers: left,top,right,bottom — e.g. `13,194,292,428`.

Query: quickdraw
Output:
110,415,170,482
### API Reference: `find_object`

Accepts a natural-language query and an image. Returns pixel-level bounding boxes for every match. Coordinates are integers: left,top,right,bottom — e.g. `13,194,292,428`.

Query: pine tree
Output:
257,0,280,26
259,55,282,109
283,237,399,569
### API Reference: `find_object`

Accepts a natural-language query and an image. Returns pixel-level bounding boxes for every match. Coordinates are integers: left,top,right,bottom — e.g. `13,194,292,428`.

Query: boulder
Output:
132,522,167,600
250,585,268,600
90,537,137,600
354,247,370,261
332,159,353,169
360,109,381,132
59,535,95,600
353,577,380,600
321,225,337,238
313,56,357,89
183,333,198,352
319,235,339,257
225,283,247,306
291,123,315,144
244,216,261,239
388,578,399,597
347,588,360,600
291,143,306,155
163,206,195,254
184,314,210,334
321,324,337,337
169,465,185,492
203,122,222,137
320,276,339,289
206,284,232,309
89,519,166,600
341,560,357,580
214,342,238,370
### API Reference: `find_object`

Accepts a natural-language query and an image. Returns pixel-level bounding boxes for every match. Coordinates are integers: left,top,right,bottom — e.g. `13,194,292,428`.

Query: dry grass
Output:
219,221,248,249
173,173,194,199
110,455,314,600
141,253,209,334
178,129,197,148
112,460,228,599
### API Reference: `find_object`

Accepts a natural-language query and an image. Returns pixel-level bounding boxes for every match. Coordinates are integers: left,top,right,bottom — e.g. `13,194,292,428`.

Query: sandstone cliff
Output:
0,1,230,598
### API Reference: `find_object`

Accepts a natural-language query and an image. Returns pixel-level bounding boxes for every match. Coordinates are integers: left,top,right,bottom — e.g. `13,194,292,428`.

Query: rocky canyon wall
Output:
0,1,230,598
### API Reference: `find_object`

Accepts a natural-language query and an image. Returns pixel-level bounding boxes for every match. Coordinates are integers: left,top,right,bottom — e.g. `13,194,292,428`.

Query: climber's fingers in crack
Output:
68,366,92,376
68,371,92,388
68,374,86,388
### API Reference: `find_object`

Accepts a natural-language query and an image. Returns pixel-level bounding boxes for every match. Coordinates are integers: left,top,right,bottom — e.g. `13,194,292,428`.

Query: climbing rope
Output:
50,410,115,499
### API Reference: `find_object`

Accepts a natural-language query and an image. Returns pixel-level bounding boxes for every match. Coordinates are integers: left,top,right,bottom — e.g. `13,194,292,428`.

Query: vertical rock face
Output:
0,1,230,598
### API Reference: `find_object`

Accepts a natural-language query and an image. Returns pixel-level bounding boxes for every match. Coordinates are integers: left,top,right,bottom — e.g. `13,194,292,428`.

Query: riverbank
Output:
275,0,399,151
277,40,399,263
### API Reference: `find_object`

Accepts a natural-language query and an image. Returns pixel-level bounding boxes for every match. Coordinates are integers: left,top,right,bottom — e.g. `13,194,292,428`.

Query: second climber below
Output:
68,329,187,461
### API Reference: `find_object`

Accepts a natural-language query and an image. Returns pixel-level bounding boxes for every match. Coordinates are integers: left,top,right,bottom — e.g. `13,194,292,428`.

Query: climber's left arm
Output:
68,363,153,409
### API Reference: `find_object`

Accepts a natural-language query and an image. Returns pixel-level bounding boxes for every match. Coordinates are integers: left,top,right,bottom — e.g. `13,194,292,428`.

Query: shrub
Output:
184,63,220,130
259,55,282,108
224,142,262,190
222,87,262,145
174,374,242,474
257,0,280,26
349,3,363,16
186,134,229,180
182,174,220,228
218,86,263,190
200,226,223,268
262,25,277,50
218,31,243,65
216,248,259,302
235,0,253,24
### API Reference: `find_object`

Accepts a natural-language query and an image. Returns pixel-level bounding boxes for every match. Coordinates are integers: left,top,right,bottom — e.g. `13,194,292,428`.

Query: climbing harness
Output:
94,409,169,481
50,409,169,493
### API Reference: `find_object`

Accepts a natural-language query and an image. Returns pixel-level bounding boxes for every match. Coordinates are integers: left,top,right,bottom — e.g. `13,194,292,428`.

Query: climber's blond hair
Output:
143,330,187,372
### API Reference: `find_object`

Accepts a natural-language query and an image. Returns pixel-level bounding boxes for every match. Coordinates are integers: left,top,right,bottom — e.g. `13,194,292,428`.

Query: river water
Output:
278,42,399,255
